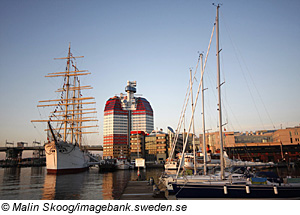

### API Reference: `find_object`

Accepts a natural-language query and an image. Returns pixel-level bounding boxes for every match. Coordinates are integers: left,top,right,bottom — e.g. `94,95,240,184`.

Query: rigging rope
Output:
220,11,275,130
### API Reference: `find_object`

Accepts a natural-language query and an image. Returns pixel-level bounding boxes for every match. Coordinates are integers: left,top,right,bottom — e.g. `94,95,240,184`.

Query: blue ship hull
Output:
171,183,300,199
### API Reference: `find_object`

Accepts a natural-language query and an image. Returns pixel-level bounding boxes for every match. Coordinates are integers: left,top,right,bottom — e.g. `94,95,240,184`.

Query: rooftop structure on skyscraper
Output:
120,81,137,110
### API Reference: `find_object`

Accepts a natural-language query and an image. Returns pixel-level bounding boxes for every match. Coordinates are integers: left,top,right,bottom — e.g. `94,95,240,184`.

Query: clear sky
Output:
0,0,300,147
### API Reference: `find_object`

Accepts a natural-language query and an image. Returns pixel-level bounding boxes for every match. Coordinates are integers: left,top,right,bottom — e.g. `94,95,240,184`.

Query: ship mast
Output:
77,78,83,146
64,44,71,142
215,4,225,180
71,63,79,144
31,44,98,145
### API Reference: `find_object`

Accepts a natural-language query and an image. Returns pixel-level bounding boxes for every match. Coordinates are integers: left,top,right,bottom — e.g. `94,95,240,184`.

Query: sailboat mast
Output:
200,53,208,175
216,5,225,180
189,69,196,175
64,43,71,142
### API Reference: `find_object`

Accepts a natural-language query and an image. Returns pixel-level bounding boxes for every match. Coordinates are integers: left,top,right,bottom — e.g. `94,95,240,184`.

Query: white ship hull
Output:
45,141,90,174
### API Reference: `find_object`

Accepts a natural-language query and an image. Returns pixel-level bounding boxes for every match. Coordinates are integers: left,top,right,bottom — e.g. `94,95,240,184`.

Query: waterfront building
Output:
184,133,200,153
129,131,146,162
199,131,237,153
129,129,170,163
167,127,183,159
145,130,169,163
273,127,300,145
152,130,169,163
103,81,154,159
144,134,157,162
234,132,273,144
199,126,300,162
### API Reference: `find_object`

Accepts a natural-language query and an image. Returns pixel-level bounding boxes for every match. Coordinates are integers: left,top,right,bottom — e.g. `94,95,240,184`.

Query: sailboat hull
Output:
171,183,300,199
45,141,90,174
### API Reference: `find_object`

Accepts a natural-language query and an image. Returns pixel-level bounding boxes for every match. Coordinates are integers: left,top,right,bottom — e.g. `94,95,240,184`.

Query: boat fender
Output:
246,185,250,194
273,186,278,195
224,185,228,195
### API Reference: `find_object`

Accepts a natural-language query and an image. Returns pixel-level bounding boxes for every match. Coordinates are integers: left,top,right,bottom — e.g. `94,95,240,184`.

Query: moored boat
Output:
164,159,178,170
44,139,90,174
116,154,131,170
171,179,300,199
32,44,98,174
165,5,300,199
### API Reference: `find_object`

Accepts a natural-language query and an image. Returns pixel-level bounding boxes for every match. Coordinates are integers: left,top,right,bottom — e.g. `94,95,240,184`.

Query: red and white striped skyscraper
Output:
103,81,154,158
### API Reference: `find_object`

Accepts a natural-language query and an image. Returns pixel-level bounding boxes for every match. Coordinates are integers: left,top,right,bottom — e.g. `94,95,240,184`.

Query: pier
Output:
119,180,166,200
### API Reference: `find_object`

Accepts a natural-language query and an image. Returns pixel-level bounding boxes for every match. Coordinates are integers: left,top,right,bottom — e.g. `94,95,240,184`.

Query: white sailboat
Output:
32,44,98,174
168,5,300,199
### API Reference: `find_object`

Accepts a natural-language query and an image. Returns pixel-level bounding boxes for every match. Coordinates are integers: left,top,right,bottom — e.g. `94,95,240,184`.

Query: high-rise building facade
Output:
103,81,154,159
103,96,128,158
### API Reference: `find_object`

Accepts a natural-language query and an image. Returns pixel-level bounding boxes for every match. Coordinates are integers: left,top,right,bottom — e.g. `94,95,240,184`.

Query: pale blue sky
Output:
1,0,300,146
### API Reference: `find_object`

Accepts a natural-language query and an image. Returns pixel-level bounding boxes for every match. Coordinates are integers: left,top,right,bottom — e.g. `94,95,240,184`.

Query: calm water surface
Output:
1,166,299,200
0,167,163,200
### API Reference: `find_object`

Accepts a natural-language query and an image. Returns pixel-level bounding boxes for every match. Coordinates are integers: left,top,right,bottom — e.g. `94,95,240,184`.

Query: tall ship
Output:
32,44,98,173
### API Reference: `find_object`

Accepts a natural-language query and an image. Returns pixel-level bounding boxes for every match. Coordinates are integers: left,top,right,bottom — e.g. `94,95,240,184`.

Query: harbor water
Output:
1,165,299,200
0,167,163,200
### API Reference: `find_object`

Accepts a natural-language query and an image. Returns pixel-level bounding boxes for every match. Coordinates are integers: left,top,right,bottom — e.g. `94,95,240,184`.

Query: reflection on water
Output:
3,166,296,200
42,172,86,200
0,167,45,199
102,171,129,200
101,168,164,199
42,173,56,200
1,168,21,198
0,167,164,200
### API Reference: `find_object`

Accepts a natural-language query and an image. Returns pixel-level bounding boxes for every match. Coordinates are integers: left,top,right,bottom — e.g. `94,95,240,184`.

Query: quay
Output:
119,180,166,200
